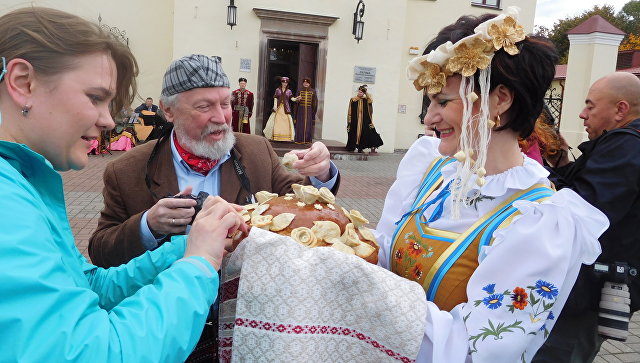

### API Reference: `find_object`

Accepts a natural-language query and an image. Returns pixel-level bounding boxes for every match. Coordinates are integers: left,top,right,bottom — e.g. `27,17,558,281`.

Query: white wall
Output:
561,33,624,148
0,0,536,152
0,0,174,106
395,0,537,149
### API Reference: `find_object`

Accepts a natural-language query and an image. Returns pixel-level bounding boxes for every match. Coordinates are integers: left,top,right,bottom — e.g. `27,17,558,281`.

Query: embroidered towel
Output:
219,227,427,362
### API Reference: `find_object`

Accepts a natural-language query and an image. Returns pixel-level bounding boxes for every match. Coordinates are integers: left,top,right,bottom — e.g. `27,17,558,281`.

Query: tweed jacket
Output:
89,133,337,267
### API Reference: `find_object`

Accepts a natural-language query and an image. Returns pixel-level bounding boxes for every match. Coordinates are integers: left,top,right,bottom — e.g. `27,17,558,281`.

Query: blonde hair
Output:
0,7,138,116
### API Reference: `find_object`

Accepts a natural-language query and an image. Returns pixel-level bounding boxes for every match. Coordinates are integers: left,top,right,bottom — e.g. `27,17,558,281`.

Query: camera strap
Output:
145,124,174,202
230,149,256,204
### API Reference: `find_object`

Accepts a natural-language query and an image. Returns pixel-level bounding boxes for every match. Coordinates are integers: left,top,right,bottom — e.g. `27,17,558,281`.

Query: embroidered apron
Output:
390,157,554,311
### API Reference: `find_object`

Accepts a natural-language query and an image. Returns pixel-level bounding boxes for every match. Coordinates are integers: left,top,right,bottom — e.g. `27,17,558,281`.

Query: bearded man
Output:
88,55,339,362
89,54,338,267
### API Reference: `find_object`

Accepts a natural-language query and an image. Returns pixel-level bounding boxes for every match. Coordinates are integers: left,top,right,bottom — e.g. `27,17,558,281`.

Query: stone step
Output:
269,139,377,160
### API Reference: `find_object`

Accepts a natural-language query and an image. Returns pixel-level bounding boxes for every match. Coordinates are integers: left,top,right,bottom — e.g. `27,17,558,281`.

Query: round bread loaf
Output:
242,185,379,264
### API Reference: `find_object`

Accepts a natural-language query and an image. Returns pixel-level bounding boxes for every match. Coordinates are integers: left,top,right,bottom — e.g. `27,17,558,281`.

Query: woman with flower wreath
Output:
375,7,609,361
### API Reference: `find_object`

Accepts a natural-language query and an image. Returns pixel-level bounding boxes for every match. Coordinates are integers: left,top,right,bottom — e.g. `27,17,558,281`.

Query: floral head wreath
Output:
406,7,527,218
407,7,526,94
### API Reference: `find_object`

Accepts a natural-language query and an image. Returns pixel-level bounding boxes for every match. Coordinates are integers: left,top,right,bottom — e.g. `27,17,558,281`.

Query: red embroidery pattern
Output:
219,339,233,363
220,277,240,301
233,318,415,362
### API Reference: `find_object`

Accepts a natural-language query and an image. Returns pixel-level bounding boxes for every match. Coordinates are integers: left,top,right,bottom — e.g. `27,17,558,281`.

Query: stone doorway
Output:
253,8,338,139
261,40,319,133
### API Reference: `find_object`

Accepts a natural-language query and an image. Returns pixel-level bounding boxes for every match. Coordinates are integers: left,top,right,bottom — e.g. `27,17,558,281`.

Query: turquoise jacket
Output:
0,141,218,362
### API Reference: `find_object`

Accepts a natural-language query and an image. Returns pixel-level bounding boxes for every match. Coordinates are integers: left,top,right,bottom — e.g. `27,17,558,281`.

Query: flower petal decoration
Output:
410,263,424,280
535,280,559,300
407,240,424,258
446,36,493,77
511,287,528,310
394,247,405,263
488,16,525,55
482,293,504,310
482,283,496,294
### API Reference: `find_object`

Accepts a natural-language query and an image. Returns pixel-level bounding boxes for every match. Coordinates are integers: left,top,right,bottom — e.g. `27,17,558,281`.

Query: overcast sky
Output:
534,0,630,28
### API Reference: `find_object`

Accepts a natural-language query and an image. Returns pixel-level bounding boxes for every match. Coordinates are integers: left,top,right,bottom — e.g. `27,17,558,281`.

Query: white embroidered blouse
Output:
374,136,609,362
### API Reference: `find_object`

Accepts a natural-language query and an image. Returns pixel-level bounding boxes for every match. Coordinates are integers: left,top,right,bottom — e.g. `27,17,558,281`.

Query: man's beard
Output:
174,122,236,160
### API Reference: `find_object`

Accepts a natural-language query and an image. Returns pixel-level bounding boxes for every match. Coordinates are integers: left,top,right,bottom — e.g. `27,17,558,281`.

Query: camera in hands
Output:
594,261,637,341
168,191,209,224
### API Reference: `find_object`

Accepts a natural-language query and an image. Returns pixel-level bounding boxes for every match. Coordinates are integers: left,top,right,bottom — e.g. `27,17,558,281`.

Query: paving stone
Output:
603,355,624,363
625,343,640,353
616,353,640,363
603,341,624,354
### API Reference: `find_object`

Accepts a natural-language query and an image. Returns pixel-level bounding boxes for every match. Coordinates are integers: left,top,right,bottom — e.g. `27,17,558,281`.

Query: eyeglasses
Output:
281,80,289,83
0,57,6,83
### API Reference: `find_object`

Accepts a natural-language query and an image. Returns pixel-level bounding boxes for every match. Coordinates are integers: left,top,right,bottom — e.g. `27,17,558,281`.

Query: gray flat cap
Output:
161,54,230,96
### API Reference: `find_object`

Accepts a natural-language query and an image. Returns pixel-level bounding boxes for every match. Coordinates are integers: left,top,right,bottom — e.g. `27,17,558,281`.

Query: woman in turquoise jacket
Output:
0,7,245,362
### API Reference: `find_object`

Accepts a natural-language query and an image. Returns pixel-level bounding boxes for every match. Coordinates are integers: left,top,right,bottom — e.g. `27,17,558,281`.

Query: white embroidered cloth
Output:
219,227,427,362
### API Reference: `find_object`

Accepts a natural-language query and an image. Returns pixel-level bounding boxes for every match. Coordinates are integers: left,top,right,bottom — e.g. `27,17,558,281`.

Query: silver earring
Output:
21,105,30,117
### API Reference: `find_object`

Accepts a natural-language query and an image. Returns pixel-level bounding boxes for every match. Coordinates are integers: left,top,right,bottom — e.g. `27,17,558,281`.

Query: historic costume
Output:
0,141,215,362
374,136,607,361
346,90,383,152
231,86,253,134
263,78,295,141
293,82,317,144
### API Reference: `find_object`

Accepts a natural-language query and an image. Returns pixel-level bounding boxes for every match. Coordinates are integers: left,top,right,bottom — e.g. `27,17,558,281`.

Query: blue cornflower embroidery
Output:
482,283,496,294
535,280,559,300
547,311,555,320
539,324,546,331
482,294,503,309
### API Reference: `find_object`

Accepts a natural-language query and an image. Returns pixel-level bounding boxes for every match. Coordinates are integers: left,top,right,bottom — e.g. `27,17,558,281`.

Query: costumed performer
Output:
263,76,295,141
377,7,609,361
0,7,246,362
293,77,317,144
231,77,253,134
346,84,383,153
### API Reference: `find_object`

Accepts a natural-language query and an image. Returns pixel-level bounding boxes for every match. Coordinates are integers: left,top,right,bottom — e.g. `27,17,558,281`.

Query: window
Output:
472,0,500,8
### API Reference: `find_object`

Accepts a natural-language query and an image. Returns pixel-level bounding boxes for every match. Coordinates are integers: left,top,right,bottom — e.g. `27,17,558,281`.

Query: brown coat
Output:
88,133,338,267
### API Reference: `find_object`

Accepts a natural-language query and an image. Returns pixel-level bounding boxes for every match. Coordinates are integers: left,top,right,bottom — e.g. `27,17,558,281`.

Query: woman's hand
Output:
183,196,248,270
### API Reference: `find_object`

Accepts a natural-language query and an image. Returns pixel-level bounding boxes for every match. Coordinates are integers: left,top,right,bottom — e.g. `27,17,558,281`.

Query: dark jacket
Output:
548,118,640,311
134,103,159,113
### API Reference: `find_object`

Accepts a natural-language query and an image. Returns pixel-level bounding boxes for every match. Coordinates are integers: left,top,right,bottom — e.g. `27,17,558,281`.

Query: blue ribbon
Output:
396,180,452,225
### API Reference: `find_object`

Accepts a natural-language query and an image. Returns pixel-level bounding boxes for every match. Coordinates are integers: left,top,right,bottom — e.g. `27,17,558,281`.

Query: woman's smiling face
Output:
28,52,117,171
423,74,469,157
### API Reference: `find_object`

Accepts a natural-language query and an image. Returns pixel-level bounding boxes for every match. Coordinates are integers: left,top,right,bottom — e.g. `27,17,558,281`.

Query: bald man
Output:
534,72,640,362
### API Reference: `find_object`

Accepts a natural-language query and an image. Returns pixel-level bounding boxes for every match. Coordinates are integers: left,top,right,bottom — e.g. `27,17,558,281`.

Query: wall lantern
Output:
352,0,365,43
227,0,237,29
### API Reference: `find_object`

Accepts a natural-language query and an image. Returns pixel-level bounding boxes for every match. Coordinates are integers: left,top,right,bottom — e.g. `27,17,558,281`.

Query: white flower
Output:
426,41,455,66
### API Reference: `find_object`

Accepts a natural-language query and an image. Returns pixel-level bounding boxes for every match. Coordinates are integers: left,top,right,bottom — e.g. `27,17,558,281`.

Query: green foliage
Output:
620,1,640,34
468,319,525,353
534,4,634,64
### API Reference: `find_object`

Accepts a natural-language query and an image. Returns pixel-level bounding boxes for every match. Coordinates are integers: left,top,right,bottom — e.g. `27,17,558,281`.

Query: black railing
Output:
98,14,129,46
543,87,563,129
